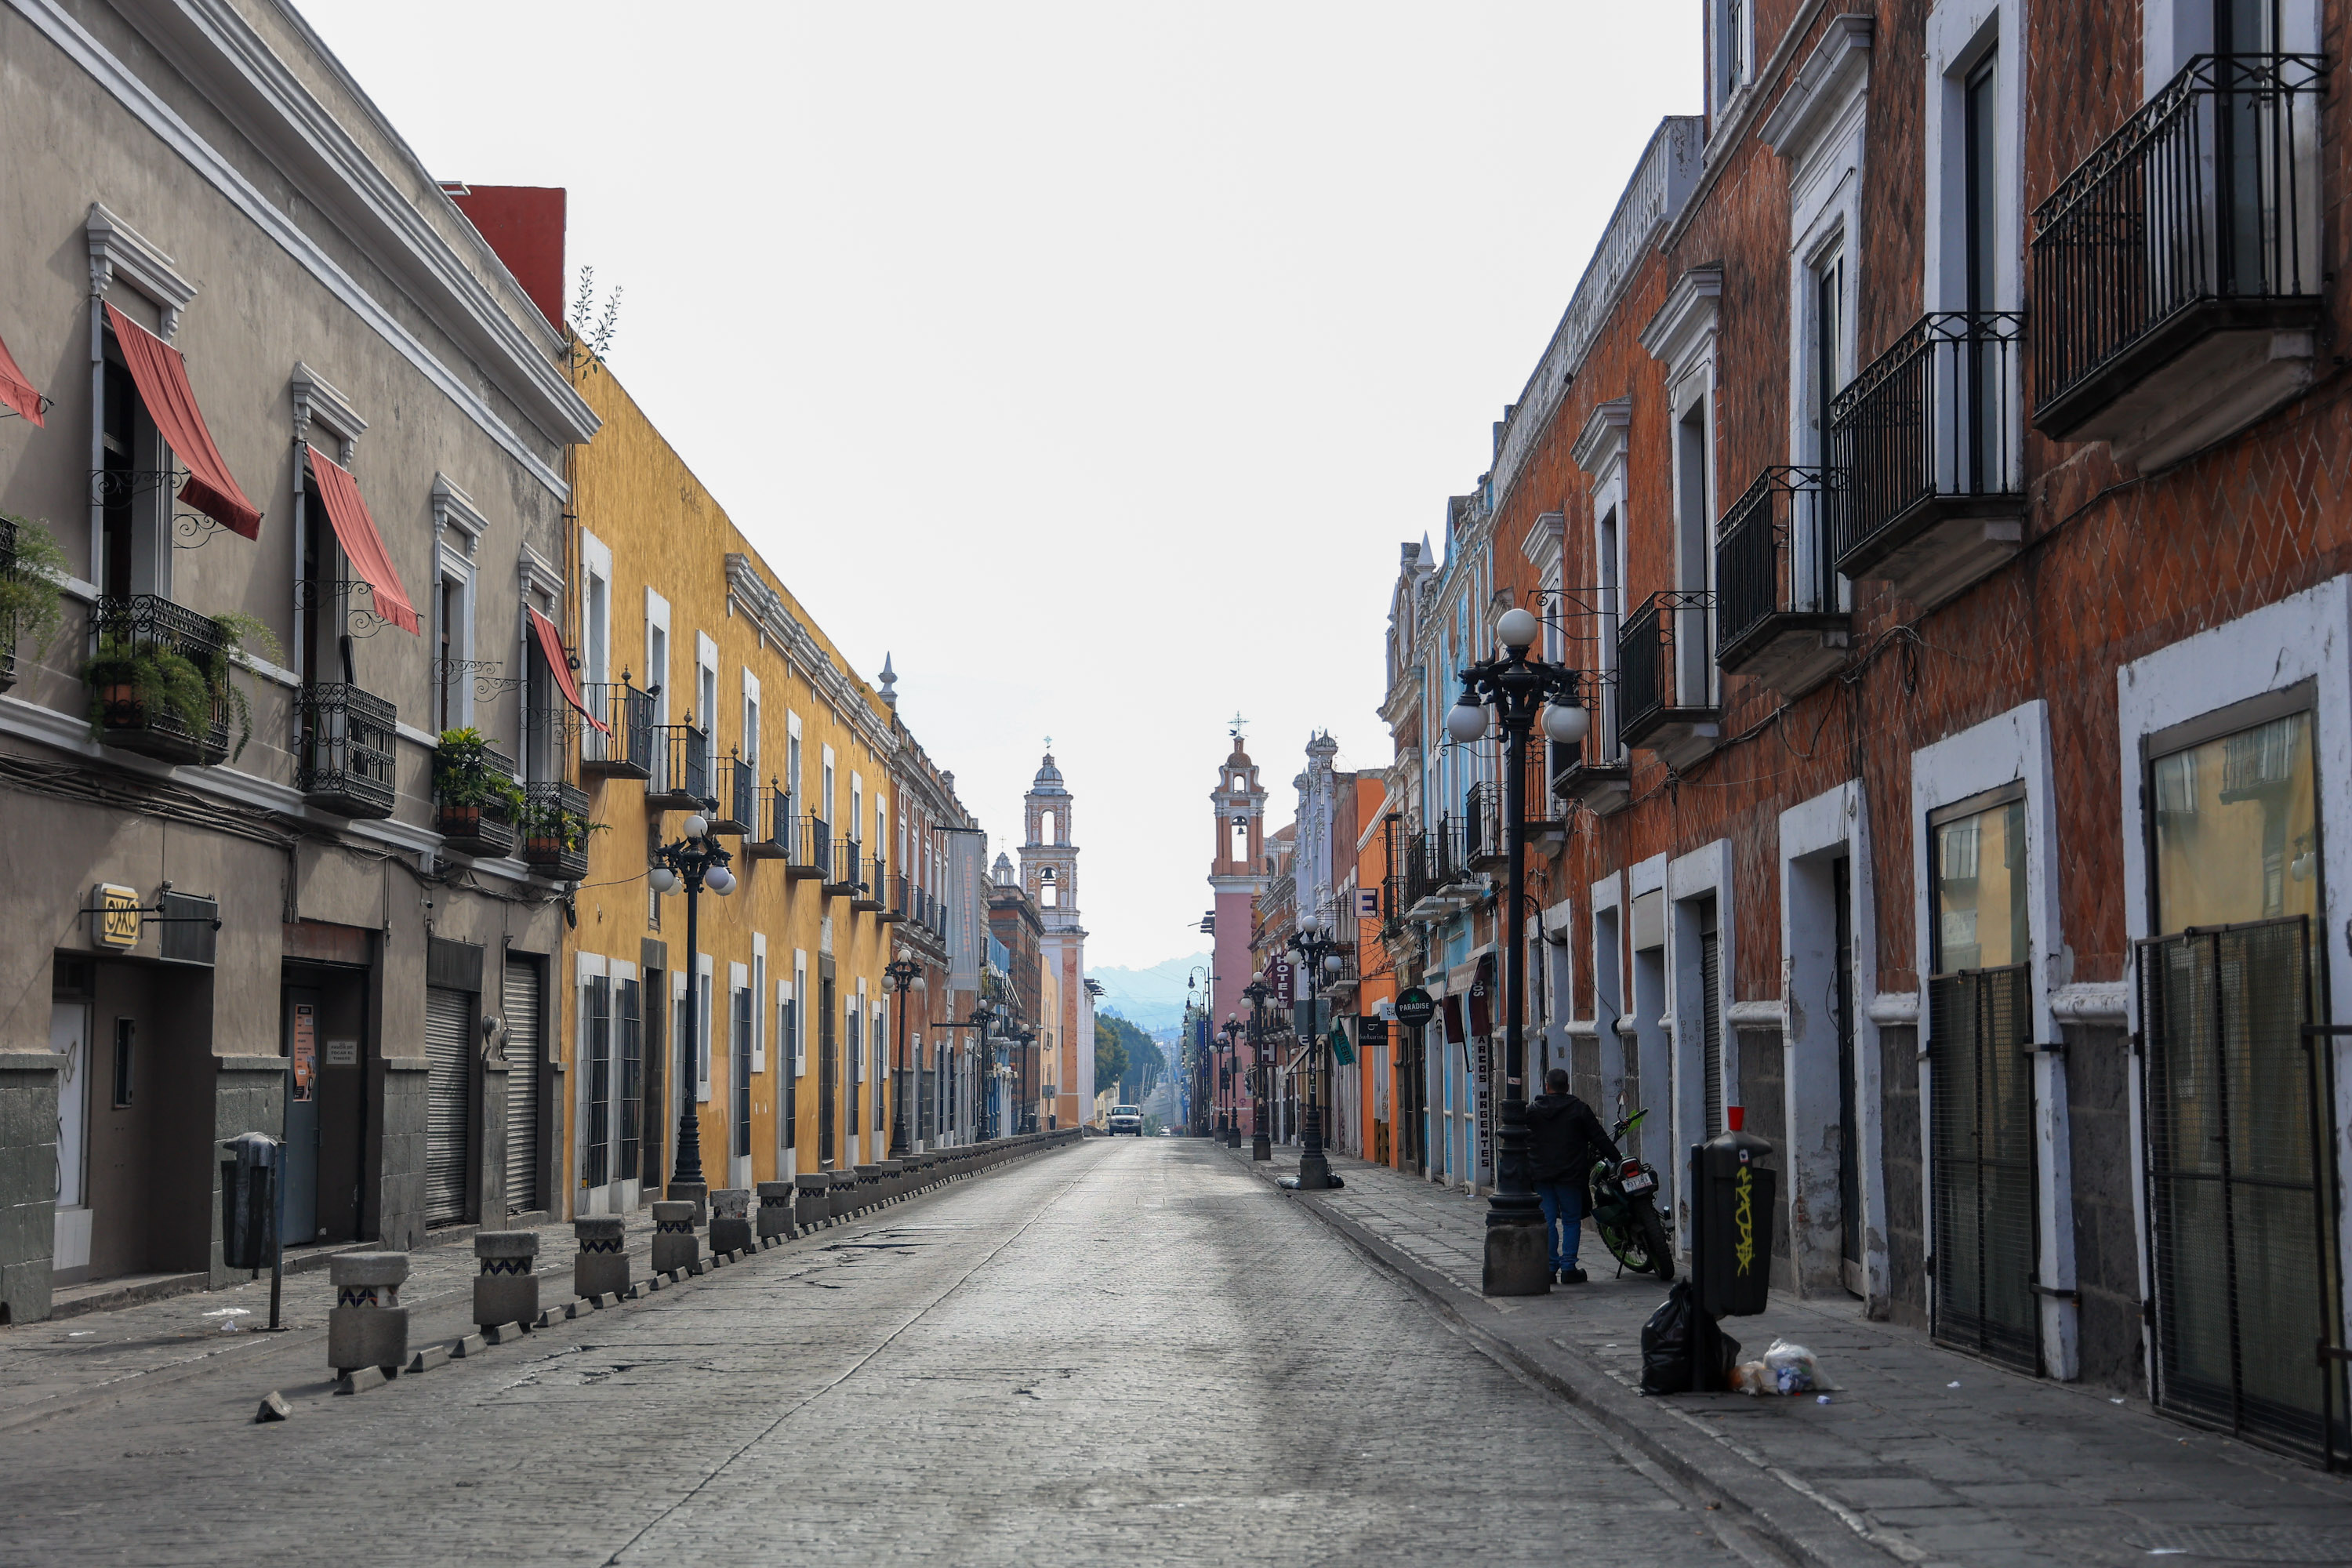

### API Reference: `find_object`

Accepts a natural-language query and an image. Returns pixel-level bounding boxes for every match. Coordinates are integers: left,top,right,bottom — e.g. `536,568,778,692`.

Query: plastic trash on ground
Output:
1730,1339,1825,1396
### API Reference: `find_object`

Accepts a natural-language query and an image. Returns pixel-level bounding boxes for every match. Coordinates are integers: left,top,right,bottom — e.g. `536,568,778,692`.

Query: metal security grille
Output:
1700,928,1724,1138
423,985,473,1227
1928,963,2040,1374
617,978,641,1181
503,959,540,1214
732,985,753,1160
818,977,838,1167
583,976,611,1189
2140,916,2344,1463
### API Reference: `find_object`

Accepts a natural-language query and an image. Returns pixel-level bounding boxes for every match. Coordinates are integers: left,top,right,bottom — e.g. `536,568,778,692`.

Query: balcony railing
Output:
0,517,19,691
579,681,654,779
521,780,591,881
789,811,827,879
855,855,886,912
1715,466,1850,696
2031,53,2325,450
884,873,909,924
711,752,756,834
1617,590,1716,754
1465,781,1507,869
296,684,397,818
1827,310,2024,598
647,723,710,808
88,594,230,765
746,786,791,860
825,836,862,895
434,741,518,858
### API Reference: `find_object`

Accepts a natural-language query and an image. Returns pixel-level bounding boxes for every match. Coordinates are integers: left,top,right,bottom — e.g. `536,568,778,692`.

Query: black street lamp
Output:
886,956,921,1158
931,999,995,1145
1242,978,1274,1161
1217,1014,1243,1148
1446,604,1586,1297
648,800,738,1207
1287,913,1346,1190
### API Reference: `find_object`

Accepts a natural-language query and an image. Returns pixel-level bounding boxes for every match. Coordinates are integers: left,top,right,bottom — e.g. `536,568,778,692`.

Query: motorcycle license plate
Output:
1621,1171,1656,1196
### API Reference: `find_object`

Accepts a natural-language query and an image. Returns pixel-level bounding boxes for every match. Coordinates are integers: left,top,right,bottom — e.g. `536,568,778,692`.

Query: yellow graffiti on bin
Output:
1733,1164,1755,1275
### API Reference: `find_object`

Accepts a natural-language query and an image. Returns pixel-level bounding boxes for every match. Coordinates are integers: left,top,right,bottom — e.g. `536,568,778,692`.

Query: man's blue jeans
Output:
1535,1181,1584,1273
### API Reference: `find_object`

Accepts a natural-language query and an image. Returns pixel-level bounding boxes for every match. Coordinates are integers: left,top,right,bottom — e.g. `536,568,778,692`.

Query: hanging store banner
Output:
1330,1018,1356,1068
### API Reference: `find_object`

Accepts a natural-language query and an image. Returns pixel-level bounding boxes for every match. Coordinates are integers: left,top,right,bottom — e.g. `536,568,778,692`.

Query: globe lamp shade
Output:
705,864,736,895
1446,699,1489,744
1542,702,1591,746
1323,953,1344,975
681,813,709,840
1497,607,1540,649
648,866,681,895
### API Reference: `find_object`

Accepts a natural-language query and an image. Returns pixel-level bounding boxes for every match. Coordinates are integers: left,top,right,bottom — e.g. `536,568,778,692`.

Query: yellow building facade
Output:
564,365,895,1213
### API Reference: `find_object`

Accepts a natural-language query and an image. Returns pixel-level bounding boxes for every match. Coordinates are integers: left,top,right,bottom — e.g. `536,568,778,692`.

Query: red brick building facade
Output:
1380,0,2352,1459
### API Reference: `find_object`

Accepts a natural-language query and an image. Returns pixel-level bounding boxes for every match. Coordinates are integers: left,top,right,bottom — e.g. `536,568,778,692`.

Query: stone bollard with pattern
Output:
573,1215,630,1299
474,1231,539,1328
793,1172,829,1231
652,1200,700,1276
756,1181,798,1243
710,1189,753,1255
328,1251,410,1377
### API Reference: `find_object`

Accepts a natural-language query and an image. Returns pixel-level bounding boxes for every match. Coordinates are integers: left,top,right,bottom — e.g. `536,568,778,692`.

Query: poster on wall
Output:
291,1002,318,1103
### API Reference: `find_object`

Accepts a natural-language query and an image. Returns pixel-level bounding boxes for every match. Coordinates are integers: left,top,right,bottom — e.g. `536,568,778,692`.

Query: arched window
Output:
1040,811,1054,844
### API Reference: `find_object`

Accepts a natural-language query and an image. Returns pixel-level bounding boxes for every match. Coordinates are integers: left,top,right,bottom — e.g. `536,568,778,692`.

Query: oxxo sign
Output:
90,884,140,949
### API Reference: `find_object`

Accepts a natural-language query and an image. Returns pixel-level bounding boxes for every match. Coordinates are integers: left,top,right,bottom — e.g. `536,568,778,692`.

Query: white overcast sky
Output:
300,1,1701,970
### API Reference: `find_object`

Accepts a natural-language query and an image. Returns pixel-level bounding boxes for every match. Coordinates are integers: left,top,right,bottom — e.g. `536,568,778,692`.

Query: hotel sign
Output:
91,884,141,949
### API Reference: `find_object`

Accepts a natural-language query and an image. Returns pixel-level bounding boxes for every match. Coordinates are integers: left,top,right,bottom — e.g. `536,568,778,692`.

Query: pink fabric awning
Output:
306,446,419,635
0,329,45,426
529,606,608,732
104,303,259,539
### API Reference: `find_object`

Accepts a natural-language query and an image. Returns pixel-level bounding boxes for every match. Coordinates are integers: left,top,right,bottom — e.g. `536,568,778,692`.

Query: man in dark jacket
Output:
1525,1068,1620,1284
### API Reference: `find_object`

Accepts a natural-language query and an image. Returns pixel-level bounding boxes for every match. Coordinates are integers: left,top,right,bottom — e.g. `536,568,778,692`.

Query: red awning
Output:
305,446,419,635
104,303,259,539
0,329,45,426
529,607,608,733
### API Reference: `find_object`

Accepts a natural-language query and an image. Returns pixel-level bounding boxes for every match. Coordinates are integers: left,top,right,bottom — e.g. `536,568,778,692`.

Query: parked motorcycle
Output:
1590,1109,1675,1281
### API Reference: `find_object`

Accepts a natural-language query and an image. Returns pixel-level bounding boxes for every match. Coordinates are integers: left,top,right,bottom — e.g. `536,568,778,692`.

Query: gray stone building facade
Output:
0,0,597,1321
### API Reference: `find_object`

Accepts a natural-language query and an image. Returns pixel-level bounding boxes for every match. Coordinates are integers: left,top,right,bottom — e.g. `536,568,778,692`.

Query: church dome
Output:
1030,752,1069,794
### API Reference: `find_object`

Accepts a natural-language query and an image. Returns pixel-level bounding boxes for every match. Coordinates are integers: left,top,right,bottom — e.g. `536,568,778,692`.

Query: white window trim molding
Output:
1923,0,2021,317
792,949,809,1076
1910,696,2078,1380
644,587,672,725
86,203,196,336
1773,20,1870,471
1777,776,1889,1304
1640,265,1723,413
1665,838,1736,1245
517,543,561,608
431,473,487,559
2144,0,2321,93
750,935,768,1076
2116,572,2352,1384
290,361,365,464
694,631,719,736
695,952,714,1100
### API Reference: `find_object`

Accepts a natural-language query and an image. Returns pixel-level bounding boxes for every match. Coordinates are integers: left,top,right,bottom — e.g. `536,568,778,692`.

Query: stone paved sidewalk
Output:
1229,1141,2352,1568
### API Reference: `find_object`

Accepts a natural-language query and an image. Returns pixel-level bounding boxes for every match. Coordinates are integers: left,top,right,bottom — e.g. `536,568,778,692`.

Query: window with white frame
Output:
581,531,612,687
644,588,671,725
1711,0,1752,122
788,712,804,810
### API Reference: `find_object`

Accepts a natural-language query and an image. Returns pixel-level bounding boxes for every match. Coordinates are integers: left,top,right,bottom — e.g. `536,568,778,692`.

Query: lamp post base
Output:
1295,1149,1332,1189
1482,1214,1551,1297
1250,1131,1272,1161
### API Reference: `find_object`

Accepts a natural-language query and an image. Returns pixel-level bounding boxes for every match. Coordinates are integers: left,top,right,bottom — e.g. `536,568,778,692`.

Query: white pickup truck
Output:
1108,1105,1144,1136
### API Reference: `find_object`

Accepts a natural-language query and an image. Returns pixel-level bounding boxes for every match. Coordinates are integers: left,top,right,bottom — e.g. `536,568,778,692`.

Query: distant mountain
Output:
1088,951,1210,1033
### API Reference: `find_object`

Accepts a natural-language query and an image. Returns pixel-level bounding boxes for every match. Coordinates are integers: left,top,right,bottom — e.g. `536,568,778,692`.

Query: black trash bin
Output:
221,1132,281,1272
1691,1108,1777,1320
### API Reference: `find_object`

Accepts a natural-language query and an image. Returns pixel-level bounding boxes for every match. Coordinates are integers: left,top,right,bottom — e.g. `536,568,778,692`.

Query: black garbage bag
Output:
1639,1280,1740,1395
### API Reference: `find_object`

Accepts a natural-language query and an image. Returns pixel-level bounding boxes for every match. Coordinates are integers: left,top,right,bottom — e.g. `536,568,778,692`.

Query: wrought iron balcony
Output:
1551,668,1630,815
88,594,232,765
296,683,397,818
854,855,886,913
789,811,828,880
1465,782,1508,870
882,873,909,924
745,785,791,860
1617,590,1719,764
1403,818,1475,923
579,681,654,779
825,836,863,898
521,780,591,881
710,752,756,834
434,742,517,858
1828,310,2025,608
2031,53,2325,466
0,517,19,691
1715,466,1850,696
646,722,710,810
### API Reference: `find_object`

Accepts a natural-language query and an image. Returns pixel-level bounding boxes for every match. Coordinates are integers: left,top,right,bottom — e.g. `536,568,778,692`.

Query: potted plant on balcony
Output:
519,793,604,873
433,728,525,844
82,607,278,764
0,514,70,691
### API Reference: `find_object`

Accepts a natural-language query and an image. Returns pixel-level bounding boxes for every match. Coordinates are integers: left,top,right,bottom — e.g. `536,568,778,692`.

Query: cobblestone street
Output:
0,1140,1751,1566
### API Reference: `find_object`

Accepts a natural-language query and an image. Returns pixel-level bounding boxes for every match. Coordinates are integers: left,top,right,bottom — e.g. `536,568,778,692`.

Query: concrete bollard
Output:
854,1163,880,1210
474,1231,539,1328
710,1189,753,1255
829,1170,859,1220
652,1201,701,1276
757,1181,798,1243
793,1173,829,1231
574,1215,630,1300
328,1251,410,1377
878,1158,904,1201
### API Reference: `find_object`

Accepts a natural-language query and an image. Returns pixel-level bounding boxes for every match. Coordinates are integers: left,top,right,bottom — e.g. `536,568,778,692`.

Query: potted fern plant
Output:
434,728,526,855
520,786,604,878
0,513,69,692
83,600,280,765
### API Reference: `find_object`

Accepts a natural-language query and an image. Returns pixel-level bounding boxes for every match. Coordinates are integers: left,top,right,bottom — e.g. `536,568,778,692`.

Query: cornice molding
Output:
1759,14,1875,162
1640,265,1724,376
86,202,197,336
723,554,895,757
291,360,365,462
1571,398,1633,479
12,0,583,497
430,473,488,544
1519,510,1566,576
516,543,562,604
